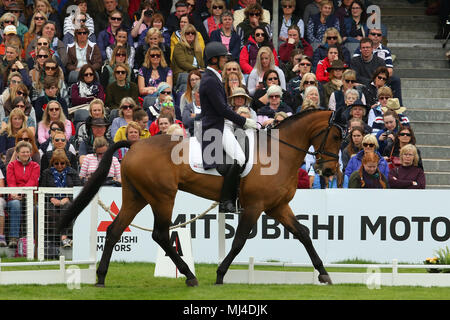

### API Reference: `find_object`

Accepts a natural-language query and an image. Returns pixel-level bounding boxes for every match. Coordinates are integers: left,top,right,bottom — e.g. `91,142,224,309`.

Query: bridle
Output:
265,111,345,163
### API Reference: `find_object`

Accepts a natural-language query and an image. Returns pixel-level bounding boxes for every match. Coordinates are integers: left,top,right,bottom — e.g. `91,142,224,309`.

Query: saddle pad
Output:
189,129,255,178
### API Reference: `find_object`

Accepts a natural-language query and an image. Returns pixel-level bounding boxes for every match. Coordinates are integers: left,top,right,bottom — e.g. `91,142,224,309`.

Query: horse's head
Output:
311,112,346,177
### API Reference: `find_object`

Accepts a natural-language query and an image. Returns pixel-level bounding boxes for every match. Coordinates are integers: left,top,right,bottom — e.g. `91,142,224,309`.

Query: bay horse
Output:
58,109,345,287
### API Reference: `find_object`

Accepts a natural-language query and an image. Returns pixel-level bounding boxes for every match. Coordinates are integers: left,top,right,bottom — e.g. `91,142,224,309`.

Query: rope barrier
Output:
97,199,219,232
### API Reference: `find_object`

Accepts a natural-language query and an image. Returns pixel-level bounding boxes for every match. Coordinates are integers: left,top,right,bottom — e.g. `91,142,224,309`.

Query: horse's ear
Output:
330,110,348,138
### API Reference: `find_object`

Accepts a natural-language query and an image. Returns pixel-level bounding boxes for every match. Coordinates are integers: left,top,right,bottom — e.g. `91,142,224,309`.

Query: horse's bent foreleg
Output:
216,208,262,285
267,204,332,285
151,203,198,287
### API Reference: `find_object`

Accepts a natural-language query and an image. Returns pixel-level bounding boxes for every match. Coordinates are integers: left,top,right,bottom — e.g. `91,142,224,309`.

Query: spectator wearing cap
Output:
228,87,257,121
0,10,27,42
372,97,409,136
322,59,347,106
78,117,112,165
66,26,102,84
256,85,293,128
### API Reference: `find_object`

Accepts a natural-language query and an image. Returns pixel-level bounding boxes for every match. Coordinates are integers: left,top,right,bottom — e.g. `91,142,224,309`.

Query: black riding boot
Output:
218,163,241,213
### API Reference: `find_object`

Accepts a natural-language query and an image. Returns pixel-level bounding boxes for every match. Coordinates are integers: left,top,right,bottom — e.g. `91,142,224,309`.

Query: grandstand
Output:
0,0,449,261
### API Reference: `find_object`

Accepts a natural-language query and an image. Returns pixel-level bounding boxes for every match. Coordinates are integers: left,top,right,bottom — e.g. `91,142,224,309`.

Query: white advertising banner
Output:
73,187,450,264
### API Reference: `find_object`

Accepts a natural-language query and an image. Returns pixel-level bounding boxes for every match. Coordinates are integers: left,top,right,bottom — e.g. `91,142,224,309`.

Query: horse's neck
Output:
278,111,328,170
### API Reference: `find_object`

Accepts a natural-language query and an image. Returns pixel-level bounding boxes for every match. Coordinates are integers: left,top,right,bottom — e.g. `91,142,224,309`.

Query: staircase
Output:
372,0,450,189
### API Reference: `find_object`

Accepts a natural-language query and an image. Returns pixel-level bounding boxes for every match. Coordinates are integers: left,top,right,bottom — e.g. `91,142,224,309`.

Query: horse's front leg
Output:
215,207,262,285
266,203,332,285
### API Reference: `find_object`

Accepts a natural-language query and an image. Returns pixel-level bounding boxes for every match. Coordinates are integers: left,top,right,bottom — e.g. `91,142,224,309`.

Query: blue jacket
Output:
199,68,246,169
344,149,389,178
209,29,241,62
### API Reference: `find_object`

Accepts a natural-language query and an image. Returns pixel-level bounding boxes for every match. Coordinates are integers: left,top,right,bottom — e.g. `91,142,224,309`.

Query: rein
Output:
263,112,343,161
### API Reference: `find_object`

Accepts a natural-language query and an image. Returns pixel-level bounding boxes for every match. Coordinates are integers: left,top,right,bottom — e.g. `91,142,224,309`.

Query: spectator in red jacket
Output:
6,141,40,248
315,45,346,83
239,26,279,75
279,25,313,63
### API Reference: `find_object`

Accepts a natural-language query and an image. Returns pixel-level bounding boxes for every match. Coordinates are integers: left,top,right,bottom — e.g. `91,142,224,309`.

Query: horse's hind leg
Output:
96,192,147,287
216,208,262,285
267,204,332,285
151,200,198,287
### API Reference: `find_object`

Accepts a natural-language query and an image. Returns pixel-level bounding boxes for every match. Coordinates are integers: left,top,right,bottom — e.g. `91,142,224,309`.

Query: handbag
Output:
388,147,402,170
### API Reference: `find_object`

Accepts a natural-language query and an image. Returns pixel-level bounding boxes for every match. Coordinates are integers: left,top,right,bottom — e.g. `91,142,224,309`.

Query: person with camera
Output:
375,109,401,155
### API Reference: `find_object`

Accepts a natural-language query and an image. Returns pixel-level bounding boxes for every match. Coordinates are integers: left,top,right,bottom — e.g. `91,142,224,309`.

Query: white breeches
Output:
222,120,245,166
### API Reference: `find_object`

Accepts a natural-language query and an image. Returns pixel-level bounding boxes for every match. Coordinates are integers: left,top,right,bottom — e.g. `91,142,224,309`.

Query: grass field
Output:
0,261,449,301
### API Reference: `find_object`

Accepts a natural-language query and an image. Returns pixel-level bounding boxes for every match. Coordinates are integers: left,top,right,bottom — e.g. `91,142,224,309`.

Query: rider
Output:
200,42,257,213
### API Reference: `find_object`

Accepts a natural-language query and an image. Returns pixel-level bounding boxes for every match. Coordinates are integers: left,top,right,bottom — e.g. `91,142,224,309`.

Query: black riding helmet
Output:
204,41,231,65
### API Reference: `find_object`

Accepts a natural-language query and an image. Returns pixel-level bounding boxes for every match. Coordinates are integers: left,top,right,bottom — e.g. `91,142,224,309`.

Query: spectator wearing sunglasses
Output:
362,66,390,109
383,126,423,171
39,130,78,175
39,149,82,256
70,63,105,107
66,26,102,85
202,0,225,37
23,11,48,61
312,27,350,70
276,0,305,48
345,133,389,180
5,127,40,165
93,0,131,37
37,100,72,144
239,26,279,75
63,11,96,46
105,63,139,110
233,0,271,30
2,96,36,134
348,151,388,189
110,97,138,139
97,10,134,62
0,11,27,43
0,83,34,125
236,3,272,48
306,0,342,46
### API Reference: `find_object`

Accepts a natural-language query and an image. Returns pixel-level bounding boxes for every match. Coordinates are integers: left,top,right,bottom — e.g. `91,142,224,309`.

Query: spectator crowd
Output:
0,0,427,255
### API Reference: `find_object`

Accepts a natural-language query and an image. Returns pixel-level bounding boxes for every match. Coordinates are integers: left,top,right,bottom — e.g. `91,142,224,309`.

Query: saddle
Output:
189,129,255,178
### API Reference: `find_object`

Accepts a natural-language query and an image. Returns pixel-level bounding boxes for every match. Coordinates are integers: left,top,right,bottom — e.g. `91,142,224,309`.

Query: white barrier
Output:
0,188,97,286
223,258,450,287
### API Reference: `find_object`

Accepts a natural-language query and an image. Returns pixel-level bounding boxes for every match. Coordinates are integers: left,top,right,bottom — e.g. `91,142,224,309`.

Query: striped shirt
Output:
79,154,121,180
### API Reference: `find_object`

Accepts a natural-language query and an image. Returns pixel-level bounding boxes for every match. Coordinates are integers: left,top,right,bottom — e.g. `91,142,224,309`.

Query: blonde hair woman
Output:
138,46,173,98
37,100,72,144
0,107,27,155
247,46,286,96
389,144,425,189
344,133,389,179
23,10,48,52
171,24,205,87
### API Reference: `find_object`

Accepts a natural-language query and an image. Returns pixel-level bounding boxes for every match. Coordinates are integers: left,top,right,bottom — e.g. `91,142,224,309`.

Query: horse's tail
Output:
57,140,131,232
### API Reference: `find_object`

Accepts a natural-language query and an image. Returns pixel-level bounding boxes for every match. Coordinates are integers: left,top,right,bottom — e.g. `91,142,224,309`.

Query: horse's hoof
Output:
186,278,199,287
215,280,223,286
95,283,105,288
318,274,333,285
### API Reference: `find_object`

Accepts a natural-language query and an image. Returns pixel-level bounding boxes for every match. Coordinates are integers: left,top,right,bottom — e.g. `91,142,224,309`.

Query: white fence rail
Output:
0,187,97,285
